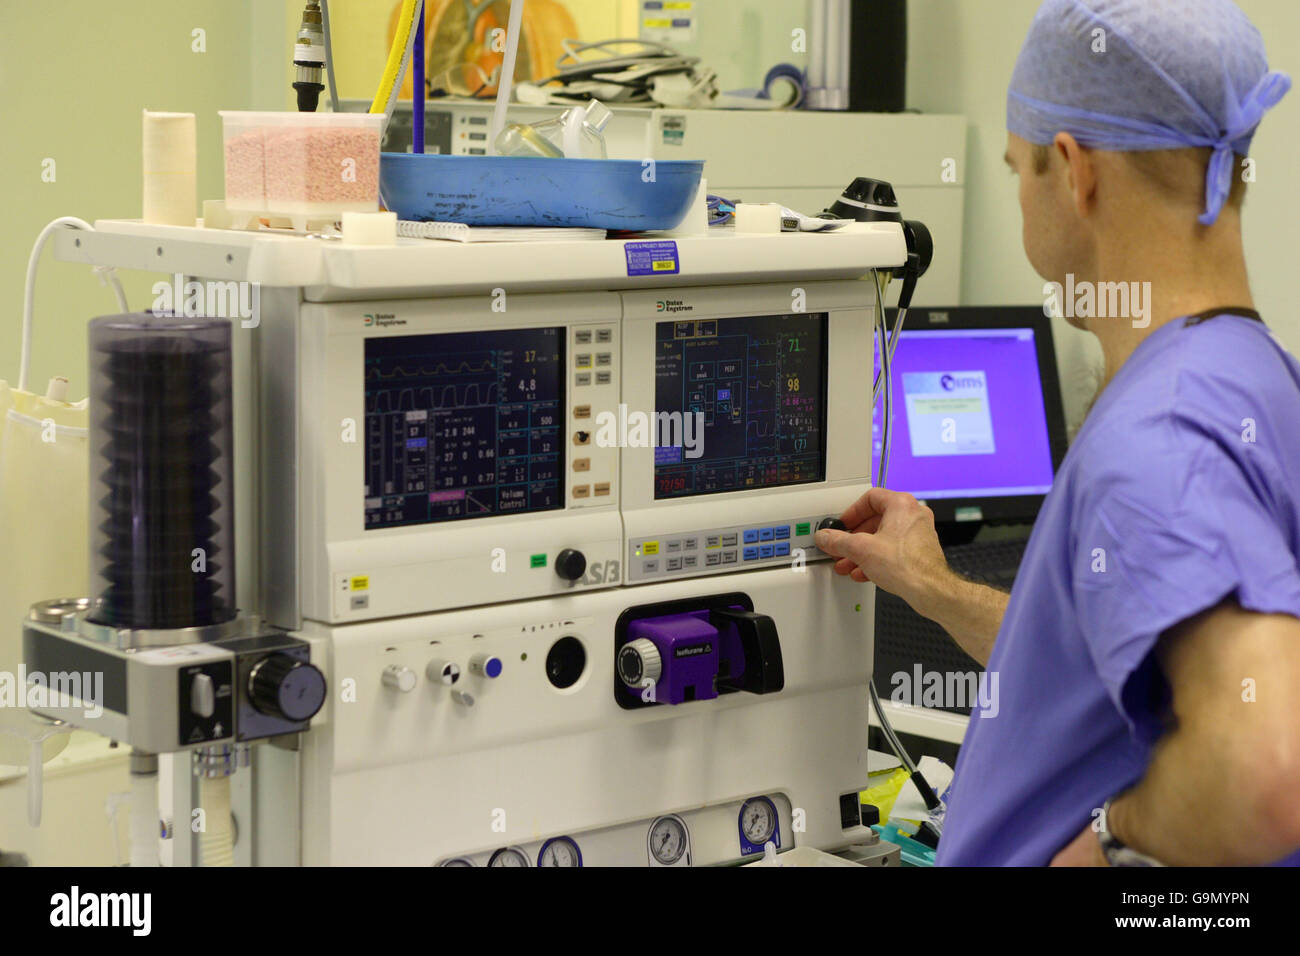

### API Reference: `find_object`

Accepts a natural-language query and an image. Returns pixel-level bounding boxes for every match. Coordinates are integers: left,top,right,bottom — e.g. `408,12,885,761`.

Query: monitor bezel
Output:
882,306,1068,527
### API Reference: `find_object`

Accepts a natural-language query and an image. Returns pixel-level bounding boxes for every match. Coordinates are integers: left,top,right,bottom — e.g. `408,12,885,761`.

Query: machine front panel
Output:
299,565,874,866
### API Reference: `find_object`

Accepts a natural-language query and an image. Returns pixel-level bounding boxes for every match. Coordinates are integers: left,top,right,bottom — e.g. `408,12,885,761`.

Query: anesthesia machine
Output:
23,190,931,865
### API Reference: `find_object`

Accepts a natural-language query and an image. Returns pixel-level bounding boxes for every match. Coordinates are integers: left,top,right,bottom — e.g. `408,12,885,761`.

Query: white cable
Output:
20,218,129,393
321,0,340,113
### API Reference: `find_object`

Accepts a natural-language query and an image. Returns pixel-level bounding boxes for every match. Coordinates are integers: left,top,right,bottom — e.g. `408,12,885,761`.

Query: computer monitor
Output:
873,306,1068,525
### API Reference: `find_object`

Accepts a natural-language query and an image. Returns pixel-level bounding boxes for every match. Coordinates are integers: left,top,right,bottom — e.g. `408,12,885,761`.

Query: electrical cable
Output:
320,0,340,113
20,218,128,393
866,265,943,818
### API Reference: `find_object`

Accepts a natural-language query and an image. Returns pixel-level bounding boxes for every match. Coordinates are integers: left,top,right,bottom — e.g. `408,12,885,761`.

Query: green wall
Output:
0,1,260,399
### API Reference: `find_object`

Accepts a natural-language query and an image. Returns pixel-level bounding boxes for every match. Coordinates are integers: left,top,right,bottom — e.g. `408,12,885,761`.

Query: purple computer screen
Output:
872,328,1054,500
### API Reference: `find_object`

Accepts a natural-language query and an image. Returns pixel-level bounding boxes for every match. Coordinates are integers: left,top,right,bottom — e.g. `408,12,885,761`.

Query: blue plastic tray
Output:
380,153,704,231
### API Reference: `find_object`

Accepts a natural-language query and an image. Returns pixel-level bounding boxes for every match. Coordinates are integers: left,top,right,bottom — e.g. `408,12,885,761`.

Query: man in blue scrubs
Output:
816,0,1299,865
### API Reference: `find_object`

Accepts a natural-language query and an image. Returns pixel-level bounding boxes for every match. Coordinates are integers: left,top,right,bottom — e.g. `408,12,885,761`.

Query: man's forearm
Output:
913,570,1008,668
1107,729,1298,866
1106,605,1300,866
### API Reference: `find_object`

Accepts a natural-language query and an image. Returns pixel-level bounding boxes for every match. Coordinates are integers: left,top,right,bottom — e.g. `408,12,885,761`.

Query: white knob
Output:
617,638,662,689
382,664,417,693
451,689,475,707
427,659,461,685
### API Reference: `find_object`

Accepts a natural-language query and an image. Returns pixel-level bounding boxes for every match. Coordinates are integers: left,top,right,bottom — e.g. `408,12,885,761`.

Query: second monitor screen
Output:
654,313,828,499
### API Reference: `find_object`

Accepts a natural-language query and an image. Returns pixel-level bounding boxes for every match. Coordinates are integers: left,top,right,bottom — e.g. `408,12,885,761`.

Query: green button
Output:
795,522,811,536
530,553,547,568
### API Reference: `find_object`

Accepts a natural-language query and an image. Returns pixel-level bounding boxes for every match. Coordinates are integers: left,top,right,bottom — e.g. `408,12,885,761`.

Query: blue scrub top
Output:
936,314,1300,866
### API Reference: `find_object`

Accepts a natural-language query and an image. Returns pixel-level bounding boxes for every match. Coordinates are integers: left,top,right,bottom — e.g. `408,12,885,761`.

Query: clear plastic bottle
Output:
494,100,612,159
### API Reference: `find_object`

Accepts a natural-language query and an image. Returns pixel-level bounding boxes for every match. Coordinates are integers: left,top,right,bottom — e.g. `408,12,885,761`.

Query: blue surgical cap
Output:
1008,0,1291,225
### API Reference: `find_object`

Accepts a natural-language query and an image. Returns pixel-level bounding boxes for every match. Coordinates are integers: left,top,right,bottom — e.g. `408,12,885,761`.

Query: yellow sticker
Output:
651,260,676,272
350,575,369,591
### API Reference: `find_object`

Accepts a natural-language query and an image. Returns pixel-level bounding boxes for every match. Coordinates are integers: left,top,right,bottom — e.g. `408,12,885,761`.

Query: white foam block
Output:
342,211,398,246
734,202,783,235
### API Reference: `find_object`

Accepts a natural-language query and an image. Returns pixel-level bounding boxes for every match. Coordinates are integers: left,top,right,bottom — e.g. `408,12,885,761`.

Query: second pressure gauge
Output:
647,814,690,866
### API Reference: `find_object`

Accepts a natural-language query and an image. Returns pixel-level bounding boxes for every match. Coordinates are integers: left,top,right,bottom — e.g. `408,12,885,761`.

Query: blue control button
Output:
743,529,759,544
759,527,774,541
774,541,790,557
773,526,790,540
743,546,760,561
759,544,775,559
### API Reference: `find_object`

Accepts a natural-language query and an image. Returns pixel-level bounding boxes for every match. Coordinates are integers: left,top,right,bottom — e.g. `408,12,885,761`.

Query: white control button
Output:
190,674,215,718
382,664,417,693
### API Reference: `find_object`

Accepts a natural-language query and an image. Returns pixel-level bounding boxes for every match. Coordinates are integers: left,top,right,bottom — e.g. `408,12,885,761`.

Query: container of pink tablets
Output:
219,111,383,231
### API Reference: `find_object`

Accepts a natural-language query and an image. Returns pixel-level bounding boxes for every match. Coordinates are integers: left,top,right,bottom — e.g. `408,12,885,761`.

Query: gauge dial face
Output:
648,815,688,865
740,797,777,845
538,836,581,867
439,857,474,867
488,847,530,867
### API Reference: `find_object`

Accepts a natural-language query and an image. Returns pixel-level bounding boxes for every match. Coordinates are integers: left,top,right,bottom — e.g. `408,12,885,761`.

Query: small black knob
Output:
249,653,326,722
555,548,587,582
816,517,847,533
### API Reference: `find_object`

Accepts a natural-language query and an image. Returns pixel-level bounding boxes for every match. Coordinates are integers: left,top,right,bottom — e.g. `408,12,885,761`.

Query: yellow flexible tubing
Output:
370,0,421,115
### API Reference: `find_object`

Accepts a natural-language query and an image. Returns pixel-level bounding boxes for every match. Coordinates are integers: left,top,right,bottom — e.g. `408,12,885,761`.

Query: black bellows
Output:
87,315,236,631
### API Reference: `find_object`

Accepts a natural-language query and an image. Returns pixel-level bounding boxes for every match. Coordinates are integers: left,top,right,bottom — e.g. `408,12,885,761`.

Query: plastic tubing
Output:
369,0,419,116
198,775,235,867
488,0,526,155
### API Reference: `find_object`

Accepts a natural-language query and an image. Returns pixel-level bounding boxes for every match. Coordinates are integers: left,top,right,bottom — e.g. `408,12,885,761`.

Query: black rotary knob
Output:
816,517,847,533
555,548,587,582
249,653,326,722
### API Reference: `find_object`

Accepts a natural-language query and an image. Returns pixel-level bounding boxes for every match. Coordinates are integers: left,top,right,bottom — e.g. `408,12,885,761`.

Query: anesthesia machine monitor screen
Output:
364,327,565,527
653,313,828,500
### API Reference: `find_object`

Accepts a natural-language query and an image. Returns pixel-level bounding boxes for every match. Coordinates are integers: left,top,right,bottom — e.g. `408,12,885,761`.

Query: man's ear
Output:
1054,132,1098,218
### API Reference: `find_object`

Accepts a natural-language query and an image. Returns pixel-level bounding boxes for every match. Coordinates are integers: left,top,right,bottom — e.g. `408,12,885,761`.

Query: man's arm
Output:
1100,602,1300,865
814,488,1007,667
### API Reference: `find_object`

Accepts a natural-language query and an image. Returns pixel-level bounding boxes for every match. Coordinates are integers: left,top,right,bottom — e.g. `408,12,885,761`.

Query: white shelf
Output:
54,219,907,302
870,700,970,747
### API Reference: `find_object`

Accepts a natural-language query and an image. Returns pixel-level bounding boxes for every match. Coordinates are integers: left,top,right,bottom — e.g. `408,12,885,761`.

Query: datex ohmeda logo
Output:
50,886,151,936
656,299,693,314
363,312,406,327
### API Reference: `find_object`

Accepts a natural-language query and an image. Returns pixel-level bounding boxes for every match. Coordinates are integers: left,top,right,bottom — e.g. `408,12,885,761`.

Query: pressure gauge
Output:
438,857,474,867
488,847,530,867
739,796,778,847
647,814,689,866
538,836,582,867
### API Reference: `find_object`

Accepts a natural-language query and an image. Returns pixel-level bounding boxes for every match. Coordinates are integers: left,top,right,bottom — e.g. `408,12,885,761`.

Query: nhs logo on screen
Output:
902,370,996,457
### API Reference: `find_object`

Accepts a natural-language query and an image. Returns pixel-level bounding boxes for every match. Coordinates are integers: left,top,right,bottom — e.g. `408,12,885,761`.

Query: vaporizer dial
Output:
248,653,326,722
647,814,689,866
739,796,778,846
488,847,530,867
617,638,662,688
537,836,582,867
